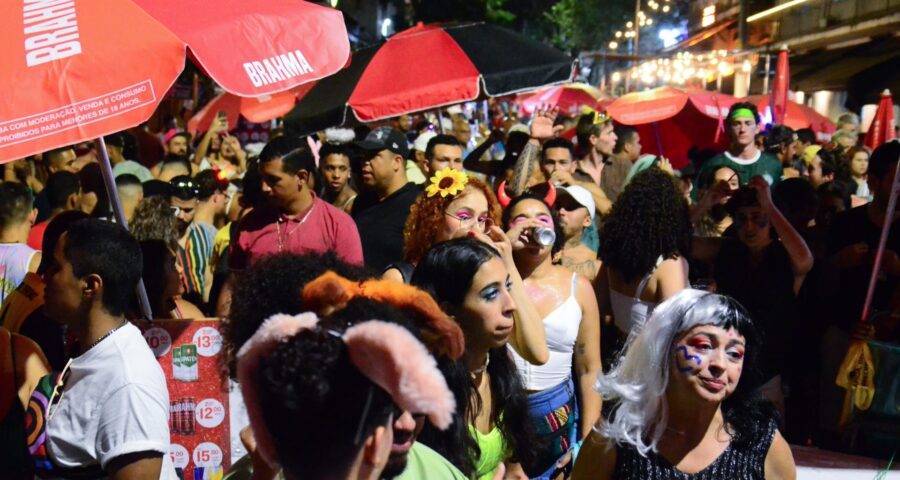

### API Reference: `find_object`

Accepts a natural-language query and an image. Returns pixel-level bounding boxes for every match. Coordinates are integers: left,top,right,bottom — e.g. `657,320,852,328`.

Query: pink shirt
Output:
230,196,363,270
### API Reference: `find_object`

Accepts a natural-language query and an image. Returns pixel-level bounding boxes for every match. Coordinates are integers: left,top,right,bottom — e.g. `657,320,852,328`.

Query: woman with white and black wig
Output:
572,289,796,480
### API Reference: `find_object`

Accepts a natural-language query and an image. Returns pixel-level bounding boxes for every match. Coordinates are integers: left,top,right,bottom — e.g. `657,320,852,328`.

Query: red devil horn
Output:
544,181,557,206
497,181,512,208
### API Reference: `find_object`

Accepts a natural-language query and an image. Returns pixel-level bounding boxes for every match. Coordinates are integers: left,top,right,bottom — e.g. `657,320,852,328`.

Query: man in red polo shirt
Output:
216,136,363,316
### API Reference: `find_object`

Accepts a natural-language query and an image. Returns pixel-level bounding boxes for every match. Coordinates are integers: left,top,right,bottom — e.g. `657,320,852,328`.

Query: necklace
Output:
470,354,490,379
275,203,315,252
83,321,127,354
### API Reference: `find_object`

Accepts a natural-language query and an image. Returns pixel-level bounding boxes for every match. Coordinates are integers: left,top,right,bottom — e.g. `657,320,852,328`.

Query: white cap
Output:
413,131,438,153
557,185,596,214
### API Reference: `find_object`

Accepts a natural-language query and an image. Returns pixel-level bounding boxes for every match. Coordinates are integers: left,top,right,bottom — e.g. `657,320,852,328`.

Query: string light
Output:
609,41,619,49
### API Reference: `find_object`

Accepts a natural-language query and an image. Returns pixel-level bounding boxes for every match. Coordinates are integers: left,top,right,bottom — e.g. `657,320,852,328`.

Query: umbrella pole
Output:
653,122,664,158
435,109,445,134
95,137,154,320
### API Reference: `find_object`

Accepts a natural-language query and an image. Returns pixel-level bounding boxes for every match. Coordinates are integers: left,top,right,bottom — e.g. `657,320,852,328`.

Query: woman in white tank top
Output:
595,169,691,353
502,192,602,479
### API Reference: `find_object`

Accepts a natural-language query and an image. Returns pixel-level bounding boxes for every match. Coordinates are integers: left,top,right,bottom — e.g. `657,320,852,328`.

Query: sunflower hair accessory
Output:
425,168,468,198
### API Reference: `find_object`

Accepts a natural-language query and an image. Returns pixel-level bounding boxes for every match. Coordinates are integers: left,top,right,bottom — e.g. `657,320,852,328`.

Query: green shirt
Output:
395,442,467,480
698,150,783,187
693,150,783,201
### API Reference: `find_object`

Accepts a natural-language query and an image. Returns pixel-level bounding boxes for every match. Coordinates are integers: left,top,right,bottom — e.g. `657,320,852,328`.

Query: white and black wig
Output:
595,288,770,456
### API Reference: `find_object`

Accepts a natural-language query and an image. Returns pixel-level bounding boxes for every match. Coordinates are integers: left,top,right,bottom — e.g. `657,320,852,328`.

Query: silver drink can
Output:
532,227,556,247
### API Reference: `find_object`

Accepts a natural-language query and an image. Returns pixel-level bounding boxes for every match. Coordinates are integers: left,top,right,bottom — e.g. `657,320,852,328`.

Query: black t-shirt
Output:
825,205,900,331
351,183,422,273
715,239,796,384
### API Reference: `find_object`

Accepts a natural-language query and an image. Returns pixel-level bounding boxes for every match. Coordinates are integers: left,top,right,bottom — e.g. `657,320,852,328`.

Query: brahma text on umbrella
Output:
23,0,82,67
243,49,314,88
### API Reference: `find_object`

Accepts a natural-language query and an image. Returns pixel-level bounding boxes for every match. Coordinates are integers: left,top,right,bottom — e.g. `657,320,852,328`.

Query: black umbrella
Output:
284,22,575,135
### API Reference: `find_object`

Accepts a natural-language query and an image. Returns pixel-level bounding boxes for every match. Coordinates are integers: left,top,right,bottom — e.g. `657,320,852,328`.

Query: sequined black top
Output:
612,417,778,479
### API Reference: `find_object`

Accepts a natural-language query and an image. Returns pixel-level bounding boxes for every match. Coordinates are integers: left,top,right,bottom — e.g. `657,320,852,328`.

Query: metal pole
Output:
95,137,154,320
762,54,771,95
738,0,748,50
435,109,445,134
633,0,641,69
860,156,900,323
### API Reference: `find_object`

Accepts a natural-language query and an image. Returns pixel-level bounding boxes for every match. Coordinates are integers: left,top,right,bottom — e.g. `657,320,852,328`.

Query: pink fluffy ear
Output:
236,312,320,467
343,321,456,430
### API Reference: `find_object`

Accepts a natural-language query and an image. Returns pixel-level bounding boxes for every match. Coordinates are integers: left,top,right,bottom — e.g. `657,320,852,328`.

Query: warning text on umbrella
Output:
0,80,156,146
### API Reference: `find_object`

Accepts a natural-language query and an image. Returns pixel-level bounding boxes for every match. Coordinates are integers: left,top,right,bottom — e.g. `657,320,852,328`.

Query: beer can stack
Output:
170,397,196,435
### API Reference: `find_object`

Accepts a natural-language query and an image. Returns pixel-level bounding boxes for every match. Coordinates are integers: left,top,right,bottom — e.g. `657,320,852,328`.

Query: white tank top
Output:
510,273,582,391
608,256,689,335
0,243,38,304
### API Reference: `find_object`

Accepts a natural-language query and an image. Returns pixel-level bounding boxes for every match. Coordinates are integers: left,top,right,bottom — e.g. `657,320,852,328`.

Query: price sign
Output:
192,326,222,357
169,444,189,469
192,442,223,467
143,327,172,357
195,398,226,429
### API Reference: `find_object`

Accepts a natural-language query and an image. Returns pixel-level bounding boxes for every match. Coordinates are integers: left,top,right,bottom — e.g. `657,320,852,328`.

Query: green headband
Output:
730,108,756,121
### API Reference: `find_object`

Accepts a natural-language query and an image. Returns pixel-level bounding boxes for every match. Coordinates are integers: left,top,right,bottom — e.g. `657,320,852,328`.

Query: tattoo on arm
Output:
560,257,598,280
509,141,539,196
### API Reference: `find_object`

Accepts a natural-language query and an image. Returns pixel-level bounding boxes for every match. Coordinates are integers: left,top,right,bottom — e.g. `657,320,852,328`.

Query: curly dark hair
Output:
259,324,394,479
130,196,179,252
598,168,691,281
403,176,502,265
221,252,372,377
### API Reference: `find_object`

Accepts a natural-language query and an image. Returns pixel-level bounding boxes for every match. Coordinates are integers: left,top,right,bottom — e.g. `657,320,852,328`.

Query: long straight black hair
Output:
411,238,536,476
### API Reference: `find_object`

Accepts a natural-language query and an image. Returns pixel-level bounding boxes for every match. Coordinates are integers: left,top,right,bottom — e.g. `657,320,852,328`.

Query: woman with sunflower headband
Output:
385,167,549,367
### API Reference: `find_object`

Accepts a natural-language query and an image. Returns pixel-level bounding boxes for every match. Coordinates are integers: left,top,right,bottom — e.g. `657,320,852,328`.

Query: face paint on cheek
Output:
675,346,702,372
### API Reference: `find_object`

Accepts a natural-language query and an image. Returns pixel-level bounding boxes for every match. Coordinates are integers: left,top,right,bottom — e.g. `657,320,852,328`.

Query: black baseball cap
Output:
354,126,409,158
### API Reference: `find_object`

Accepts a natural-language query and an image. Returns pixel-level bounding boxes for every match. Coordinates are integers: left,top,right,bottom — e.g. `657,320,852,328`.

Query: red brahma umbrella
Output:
0,0,349,163
745,95,836,140
863,90,896,150
284,22,576,135
518,83,609,116
605,86,738,168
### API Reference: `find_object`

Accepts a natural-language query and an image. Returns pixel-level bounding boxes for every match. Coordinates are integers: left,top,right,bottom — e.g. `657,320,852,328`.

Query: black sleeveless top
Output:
613,417,778,479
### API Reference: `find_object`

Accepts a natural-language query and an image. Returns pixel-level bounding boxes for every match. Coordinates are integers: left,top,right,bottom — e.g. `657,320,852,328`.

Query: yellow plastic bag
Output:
835,340,876,430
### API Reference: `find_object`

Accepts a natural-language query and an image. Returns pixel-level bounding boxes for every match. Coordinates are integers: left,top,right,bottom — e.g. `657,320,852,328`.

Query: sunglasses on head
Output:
168,179,199,199
592,111,612,126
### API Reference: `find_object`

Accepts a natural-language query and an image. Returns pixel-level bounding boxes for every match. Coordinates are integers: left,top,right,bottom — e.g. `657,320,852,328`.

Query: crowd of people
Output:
0,96,897,480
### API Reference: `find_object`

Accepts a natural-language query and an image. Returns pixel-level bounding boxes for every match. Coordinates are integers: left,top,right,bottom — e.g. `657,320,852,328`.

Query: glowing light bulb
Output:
615,30,622,38
609,41,618,49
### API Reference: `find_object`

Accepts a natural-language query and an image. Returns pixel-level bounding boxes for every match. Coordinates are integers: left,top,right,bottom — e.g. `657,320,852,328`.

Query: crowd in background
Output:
0,97,897,479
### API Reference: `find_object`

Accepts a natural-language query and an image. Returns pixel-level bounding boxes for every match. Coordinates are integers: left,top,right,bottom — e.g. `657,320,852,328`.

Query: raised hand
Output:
529,106,564,141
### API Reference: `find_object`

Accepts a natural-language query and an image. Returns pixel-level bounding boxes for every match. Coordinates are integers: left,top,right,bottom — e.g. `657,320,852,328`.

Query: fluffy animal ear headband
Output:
302,271,465,361
236,313,456,468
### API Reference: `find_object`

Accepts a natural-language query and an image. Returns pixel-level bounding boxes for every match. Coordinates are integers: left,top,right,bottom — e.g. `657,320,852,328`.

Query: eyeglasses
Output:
445,212,491,229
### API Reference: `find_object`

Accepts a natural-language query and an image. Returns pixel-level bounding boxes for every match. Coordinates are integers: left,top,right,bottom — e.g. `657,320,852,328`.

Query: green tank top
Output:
0,330,29,477
469,424,507,480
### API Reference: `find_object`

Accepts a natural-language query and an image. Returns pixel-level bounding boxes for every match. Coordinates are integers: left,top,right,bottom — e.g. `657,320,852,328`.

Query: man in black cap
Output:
351,126,422,272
